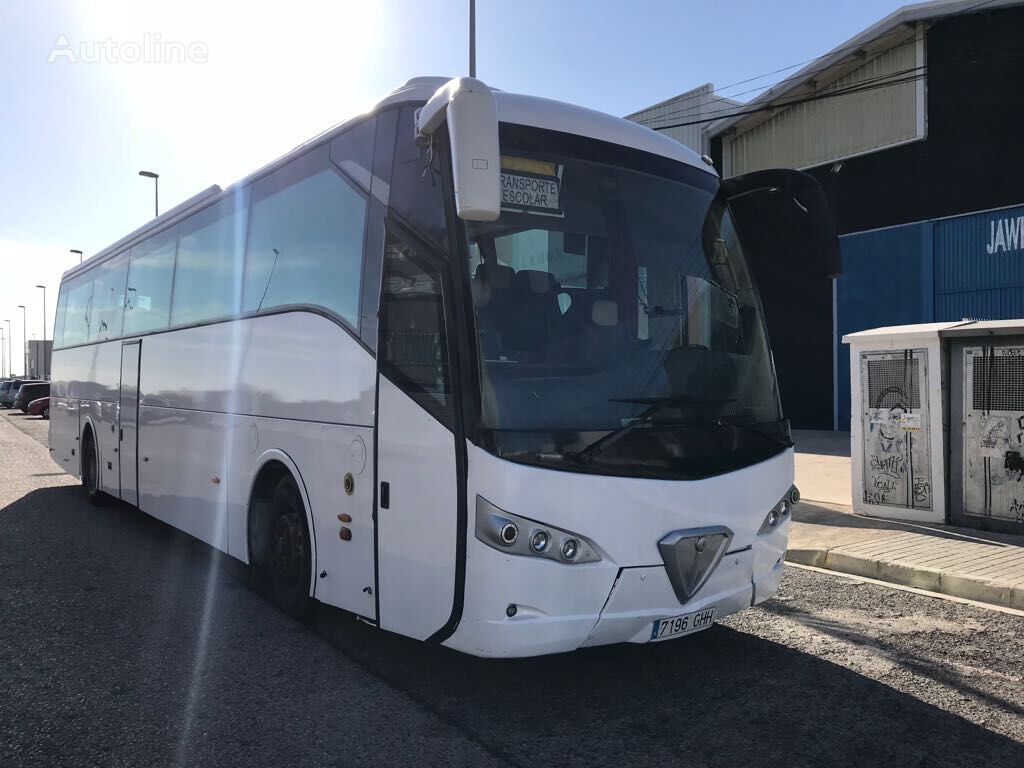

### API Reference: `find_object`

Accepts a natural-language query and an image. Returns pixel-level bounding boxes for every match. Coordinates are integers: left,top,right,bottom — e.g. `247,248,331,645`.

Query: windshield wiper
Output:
565,396,735,465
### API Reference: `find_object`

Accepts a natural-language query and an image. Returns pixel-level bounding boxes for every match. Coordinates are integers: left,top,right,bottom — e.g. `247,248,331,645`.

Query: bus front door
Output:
118,340,142,508
374,228,461,642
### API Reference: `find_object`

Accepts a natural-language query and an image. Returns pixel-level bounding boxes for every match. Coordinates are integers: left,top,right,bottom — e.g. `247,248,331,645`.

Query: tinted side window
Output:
242,146,367,328
389,107,449,250
330,119,376,193
62,274,94,347
124,226,177,335
90,252,129,341
53,283,68,348
379,229,453,427
172,190,249,325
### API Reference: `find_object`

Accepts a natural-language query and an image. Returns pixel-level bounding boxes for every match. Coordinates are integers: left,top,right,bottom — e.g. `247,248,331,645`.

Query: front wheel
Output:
82,434,108,507
266,476,313,618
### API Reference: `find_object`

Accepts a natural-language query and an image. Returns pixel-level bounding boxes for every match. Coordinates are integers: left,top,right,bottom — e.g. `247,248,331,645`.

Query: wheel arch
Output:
244,449,319,598
79,413,99,481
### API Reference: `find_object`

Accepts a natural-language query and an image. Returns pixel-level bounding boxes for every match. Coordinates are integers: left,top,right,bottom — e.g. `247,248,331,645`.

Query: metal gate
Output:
860,349,932,510
959,344,1024,533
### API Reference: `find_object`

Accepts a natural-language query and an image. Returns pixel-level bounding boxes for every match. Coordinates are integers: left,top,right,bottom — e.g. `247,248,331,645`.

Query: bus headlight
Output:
758,488,795,535
475,495,600,564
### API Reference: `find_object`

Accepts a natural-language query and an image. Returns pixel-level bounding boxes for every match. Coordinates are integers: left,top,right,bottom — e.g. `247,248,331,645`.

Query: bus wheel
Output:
267,475,312,618
82,432,108,507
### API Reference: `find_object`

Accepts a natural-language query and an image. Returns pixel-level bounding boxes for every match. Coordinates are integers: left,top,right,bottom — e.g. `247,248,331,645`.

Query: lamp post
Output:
469,0,476,77
17,305,27,377
70,248,83,263
1,327,5,378
36,285,47,379
139,170,159,218
3,320,10,378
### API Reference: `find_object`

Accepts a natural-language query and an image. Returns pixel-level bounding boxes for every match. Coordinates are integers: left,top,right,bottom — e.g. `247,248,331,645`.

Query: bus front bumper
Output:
444,538,787,657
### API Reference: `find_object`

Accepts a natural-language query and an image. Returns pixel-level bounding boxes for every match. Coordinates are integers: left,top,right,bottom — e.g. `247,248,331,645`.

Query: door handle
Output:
119,428,123,442
380,481,390,510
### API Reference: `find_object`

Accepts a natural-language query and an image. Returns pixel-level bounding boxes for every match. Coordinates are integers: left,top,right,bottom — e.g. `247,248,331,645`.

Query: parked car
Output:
27,396,50,419
0,379,38,408
14,382,49,413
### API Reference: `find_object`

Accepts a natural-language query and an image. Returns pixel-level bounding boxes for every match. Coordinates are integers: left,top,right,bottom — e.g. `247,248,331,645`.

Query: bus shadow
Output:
3,484,1022,768
309,594,1024,768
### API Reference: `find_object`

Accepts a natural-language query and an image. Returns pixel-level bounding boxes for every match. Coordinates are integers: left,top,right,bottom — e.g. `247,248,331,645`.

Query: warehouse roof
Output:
707,0,1023,138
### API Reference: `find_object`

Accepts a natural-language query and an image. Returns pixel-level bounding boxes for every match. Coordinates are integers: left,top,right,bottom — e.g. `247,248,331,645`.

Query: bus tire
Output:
266,475,313,618
82,431,108,507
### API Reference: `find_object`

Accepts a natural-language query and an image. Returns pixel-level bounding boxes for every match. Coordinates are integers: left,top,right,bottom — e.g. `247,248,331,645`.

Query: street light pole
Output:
70,248,83,263
139,170,159,218
36,285,47,379
3,320,10,378
1,328,5,378
469,0,476,77
17,305,26,377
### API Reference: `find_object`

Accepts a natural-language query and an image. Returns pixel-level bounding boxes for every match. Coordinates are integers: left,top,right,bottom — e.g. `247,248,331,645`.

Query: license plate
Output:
650,607,716,641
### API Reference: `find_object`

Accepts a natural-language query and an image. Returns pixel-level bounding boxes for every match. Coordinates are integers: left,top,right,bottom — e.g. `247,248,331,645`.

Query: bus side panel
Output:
138,405,231,552
50,342,120,478
224,418,377,620
48,395,79,476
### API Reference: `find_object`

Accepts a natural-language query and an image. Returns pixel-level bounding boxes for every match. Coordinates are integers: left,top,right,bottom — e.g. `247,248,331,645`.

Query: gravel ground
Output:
1,409,1022,767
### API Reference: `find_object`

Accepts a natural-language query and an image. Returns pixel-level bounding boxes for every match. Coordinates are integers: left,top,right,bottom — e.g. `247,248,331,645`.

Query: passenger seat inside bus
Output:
472,262,516,357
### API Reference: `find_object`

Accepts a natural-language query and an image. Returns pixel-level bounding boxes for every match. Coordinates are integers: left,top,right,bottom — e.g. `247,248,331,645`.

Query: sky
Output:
0,0,904,376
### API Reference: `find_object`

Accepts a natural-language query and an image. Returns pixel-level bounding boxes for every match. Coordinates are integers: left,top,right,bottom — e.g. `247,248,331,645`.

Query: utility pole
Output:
469,0,476,77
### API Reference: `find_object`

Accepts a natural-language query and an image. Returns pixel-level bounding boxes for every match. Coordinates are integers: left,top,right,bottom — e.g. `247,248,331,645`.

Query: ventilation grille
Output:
867,357,921,409
972,354,1024,412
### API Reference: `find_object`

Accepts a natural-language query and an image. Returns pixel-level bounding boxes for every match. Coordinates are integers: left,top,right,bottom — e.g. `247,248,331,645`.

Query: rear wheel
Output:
81,432,107,507
266,476,313,618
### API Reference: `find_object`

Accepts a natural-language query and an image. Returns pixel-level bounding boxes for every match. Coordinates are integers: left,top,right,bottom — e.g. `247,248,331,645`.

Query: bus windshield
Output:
464,125,786,478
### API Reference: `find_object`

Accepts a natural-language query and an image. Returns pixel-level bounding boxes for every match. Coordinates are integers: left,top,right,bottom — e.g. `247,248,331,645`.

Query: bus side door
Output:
118,339,141,507
374,227,461,641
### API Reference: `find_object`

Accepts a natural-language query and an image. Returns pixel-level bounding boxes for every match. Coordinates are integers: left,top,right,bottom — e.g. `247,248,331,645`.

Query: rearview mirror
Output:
416,77,501,222
717,169,841,279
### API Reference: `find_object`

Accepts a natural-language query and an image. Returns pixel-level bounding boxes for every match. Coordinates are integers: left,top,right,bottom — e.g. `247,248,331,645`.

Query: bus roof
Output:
66,76,714,281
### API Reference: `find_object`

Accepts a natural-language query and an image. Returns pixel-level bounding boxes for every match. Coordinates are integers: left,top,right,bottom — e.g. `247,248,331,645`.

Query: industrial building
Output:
628,0,1024,430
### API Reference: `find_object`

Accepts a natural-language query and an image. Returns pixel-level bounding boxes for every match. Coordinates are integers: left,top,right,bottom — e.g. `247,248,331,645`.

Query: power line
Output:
643,45,1022,132
628,0,1002,127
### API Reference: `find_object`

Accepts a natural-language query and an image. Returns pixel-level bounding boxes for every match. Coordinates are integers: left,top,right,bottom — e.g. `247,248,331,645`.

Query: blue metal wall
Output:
835,203,1024,430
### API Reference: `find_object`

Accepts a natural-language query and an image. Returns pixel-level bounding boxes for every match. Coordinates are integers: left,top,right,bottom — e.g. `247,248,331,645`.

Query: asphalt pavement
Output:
1,409,1023,768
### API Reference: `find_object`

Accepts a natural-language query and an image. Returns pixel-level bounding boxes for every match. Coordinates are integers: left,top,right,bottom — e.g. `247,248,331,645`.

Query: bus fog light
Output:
530,530,550,552
561,538,579,561
499,521,519,546
506,603,517,617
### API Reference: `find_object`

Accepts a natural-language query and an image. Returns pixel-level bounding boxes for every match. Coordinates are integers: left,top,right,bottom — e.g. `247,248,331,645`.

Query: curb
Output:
785,548,1024,611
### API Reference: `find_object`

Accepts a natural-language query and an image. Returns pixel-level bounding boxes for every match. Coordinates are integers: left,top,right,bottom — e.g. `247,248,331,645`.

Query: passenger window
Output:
379,230,453,427
242,146,367,328
124,226,177,335
53,283,68,348
389,107,449,249
330,119,376,193
172,190,249,325
90,252,129,341
62,274,94,347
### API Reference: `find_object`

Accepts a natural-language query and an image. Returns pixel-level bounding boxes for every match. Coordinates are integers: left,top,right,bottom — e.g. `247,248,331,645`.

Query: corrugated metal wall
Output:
934,205,1024,319
835,203,1024,429
724,34,922,176
625,84,740,154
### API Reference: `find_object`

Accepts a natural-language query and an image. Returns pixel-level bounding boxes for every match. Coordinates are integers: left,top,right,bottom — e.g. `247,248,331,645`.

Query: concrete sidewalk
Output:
790,429,1024,610
788,501,1024,610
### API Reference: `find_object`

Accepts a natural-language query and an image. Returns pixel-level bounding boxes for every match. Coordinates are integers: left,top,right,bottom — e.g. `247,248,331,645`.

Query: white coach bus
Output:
50,77,839,657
